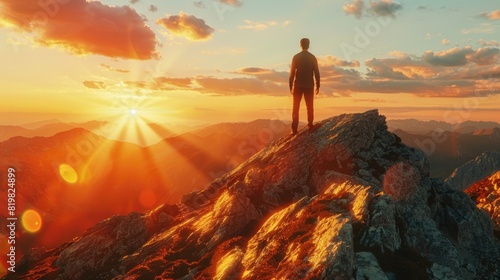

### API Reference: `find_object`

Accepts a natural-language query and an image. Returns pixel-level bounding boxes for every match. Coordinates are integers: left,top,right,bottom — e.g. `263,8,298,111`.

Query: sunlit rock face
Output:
466,171,500,239
446,150,500,191
7,110,500,280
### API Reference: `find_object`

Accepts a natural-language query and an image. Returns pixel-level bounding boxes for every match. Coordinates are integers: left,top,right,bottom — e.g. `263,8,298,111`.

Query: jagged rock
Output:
355,251,388,280
360,195,401,253
465,171,500,238
6,110,500,280
446,151,500,191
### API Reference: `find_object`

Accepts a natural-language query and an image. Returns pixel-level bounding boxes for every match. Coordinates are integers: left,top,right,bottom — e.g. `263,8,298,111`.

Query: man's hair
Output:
300,38,310,49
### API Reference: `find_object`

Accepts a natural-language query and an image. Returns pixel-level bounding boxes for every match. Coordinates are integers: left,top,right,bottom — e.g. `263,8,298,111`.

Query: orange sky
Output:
0,0,499,127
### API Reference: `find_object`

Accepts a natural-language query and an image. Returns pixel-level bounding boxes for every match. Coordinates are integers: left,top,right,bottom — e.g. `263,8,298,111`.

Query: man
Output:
289,38,320,135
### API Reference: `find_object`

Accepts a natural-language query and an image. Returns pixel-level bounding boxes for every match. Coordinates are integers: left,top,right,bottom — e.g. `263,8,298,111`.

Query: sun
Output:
129,109,137,116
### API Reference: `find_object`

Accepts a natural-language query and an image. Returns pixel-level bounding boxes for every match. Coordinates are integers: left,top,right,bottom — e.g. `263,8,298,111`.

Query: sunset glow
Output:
0,0,498,127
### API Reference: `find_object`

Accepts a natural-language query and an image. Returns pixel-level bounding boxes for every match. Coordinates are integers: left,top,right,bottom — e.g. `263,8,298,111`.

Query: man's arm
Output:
289,56,296,94
314,56,320,94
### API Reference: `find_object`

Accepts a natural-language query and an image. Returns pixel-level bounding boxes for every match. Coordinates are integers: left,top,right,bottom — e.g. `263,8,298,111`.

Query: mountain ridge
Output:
446,150,500,191
388,119,500,134
6,110,499,279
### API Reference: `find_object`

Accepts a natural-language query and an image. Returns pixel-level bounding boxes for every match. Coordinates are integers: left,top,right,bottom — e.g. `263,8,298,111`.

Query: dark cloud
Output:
368,0,402,18
358,47,500,97
149,5,158,12
343,0,402,19
0,0,158,60
422,48,473,66
156,12,214,41
422,47,500,67
469,48,500,66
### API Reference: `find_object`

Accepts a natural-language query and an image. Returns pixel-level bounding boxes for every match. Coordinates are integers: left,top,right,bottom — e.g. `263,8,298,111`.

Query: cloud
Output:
149,5,158,12
194,1,206,9
86,49,500,98
462,23,495,34
353,98,386,103
153,77,193,88
441,39,450,45
417,6,431,11
368,0,402,18
422,47,500,67
343,0,364,19
233,67,288,83
422,47,473,67
122,77,194,91
358,47,500,97
478,39,500,47
217,0,242,7
343,0,402,19
83,81,107,89
480,10,500,20
99,64,130,73
196,77,285,96
318,56,360,68
238,20,287,31
130,0,139,4
157,12,214,41
0,0,158,60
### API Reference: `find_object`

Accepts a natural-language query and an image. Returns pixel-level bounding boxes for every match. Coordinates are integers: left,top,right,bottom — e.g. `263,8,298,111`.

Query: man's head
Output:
300,38,310,50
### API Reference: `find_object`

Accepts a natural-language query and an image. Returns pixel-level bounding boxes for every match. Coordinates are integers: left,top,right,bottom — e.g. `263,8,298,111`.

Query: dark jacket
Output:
289,50,320,90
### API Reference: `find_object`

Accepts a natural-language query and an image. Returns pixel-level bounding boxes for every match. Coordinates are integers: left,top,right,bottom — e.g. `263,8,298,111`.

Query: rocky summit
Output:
7,110,500,280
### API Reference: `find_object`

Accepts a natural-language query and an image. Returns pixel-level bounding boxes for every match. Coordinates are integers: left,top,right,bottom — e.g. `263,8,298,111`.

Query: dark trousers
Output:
292,87,314,133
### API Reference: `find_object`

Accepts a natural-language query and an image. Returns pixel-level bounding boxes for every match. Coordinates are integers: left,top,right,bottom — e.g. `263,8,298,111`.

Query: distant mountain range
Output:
0,119,289,255
446,151,500,191
0,120,199,144
0,121,106,142
8,110,499,280
2,116,498,261
392,127,500,178
387,119,500,134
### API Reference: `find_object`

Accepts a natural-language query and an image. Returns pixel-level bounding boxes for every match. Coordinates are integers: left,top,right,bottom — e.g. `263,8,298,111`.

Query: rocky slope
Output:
446,150,500,191
465,171,500,239
6,110,500,280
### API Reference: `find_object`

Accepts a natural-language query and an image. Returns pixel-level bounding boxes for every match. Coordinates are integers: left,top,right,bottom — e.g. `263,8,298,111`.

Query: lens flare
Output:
59,164,78,184
22,210,42,233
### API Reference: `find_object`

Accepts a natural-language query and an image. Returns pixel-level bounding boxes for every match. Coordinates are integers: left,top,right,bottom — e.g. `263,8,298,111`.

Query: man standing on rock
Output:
289,38,320,135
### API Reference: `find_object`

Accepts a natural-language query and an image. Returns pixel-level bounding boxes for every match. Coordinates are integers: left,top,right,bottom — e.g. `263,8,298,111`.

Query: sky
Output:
0,0,499,128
